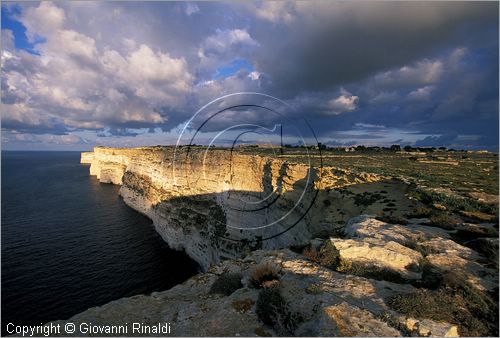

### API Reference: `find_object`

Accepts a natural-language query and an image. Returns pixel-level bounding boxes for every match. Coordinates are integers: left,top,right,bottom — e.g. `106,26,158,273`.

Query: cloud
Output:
414,134,497,150
185,3,199,16
21,1,65,40
246,1,497,96
2,2,194,137
407,86,434,102
246,1,296,23
0,1,498,150
201,29,258,55
375,60,443,89
326,89,359,115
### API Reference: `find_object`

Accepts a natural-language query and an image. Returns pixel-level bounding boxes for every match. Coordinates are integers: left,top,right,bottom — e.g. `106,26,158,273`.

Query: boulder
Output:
426,253,497,291
323,238,423,280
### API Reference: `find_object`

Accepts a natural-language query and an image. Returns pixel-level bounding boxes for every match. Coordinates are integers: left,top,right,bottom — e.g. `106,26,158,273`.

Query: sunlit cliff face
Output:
82,146,382,269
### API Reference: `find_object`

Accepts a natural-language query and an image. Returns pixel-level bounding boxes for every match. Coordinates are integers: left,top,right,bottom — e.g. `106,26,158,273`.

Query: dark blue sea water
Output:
1,151,198,333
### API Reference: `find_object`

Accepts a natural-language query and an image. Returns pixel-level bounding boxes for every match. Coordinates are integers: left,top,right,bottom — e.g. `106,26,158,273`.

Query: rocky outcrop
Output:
323,238,423,280
48,249,459,337
81,146,382,270
344,215,498,292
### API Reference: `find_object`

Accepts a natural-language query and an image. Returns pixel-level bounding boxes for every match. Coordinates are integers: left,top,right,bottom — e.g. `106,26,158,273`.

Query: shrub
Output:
429,213,461,230
302,246,322,263
250,262,281,289
256,286,303,336
389,271,498,336
467,238,498,267
403,239,438,257
406,207,433,218
302,244,343,269
317,242,341,268
337,260,406,283
209,272,243,296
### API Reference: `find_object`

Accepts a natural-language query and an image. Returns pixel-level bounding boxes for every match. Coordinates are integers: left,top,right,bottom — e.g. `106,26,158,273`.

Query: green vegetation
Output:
259,149,496,192
387,272,498,336
428,213,462,230
406,207,433,218
408,188,497,215
402,239,439,257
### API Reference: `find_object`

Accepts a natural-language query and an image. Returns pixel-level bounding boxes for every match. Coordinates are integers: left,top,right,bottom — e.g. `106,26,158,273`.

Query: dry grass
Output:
302,246,322,263
250,262,281,289
256,285,303,336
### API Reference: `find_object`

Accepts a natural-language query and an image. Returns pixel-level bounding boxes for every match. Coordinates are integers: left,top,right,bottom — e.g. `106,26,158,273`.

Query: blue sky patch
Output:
1,5,42,55
214,58,254,79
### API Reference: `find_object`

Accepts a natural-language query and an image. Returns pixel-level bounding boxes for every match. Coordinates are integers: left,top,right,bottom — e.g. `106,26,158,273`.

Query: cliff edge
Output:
81,146,381,269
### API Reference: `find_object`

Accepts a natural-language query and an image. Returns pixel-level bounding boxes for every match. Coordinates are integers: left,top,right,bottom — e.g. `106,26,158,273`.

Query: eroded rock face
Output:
80,152,94,164
82,147,383,270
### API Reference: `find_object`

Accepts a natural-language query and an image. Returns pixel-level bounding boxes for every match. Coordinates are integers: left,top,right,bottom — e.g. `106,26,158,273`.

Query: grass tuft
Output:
250,262,281,289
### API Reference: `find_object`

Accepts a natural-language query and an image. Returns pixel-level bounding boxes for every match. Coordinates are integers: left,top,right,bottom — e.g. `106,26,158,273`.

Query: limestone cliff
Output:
48,147,498,337
81,146,381,270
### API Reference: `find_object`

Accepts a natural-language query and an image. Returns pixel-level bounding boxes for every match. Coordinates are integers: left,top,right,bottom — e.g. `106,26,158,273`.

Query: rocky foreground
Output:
48,214,498,337
48,146,498,337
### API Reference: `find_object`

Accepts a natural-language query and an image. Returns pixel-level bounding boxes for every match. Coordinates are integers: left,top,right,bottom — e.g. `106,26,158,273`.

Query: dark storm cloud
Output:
248,1,498,97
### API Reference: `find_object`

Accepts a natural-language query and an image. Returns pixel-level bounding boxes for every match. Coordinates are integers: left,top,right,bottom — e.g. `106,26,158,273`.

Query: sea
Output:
1,151,199,334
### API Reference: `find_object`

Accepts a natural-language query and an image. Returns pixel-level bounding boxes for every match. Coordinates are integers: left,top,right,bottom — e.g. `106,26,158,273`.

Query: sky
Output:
1,1,498,151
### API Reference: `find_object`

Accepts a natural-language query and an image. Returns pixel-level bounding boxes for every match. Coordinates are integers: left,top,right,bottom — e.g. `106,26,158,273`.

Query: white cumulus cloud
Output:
326,89,359,115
